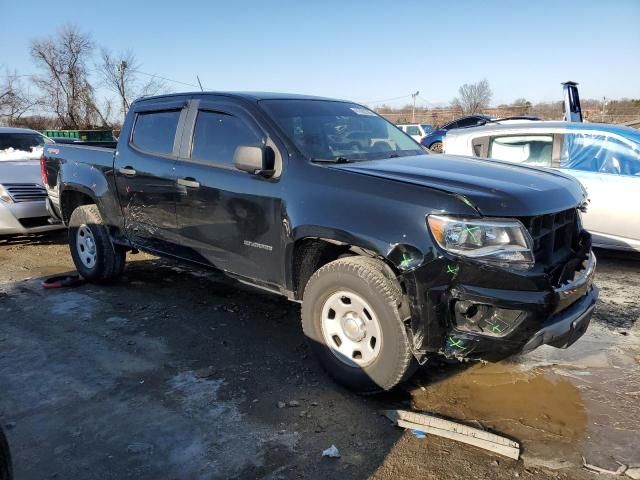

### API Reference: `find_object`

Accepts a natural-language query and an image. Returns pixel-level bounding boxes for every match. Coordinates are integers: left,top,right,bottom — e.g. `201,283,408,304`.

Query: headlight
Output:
427,215,534,268
0,185,13,203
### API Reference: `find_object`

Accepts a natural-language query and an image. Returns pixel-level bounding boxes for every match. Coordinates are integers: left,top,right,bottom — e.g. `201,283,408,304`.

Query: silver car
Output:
0,127,63,235
444,121,640,252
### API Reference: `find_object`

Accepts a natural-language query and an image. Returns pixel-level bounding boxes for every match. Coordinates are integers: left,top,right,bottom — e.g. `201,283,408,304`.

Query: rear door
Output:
173,99,284,286
114,99,188,254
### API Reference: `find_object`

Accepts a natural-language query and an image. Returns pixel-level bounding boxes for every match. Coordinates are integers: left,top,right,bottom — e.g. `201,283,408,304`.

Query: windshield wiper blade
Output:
311,156,351,164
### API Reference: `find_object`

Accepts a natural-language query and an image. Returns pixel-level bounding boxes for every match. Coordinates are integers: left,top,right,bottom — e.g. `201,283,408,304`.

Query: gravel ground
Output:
0,231,638,480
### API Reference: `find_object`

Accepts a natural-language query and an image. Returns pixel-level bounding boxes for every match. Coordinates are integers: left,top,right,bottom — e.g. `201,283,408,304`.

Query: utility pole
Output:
411,91,420,123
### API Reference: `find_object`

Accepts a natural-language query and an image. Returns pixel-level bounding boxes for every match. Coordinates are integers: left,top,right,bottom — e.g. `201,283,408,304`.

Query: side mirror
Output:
233,145,275,177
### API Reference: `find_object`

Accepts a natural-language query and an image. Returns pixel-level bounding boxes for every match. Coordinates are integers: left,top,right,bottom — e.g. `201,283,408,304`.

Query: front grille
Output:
3,183,47,202
518,208,579,269
18,216,51,228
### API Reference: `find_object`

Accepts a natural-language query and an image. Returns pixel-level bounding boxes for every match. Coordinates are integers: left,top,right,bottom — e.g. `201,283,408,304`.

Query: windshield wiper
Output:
311,156,351,164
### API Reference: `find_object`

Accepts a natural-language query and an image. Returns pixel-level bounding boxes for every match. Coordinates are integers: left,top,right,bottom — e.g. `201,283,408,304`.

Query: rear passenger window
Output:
191,111,261,166
489,135,553,167
132,110,181,155
406,126,420,136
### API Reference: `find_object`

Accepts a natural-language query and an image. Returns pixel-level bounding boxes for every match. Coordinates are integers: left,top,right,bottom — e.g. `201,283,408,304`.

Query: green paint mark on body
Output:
447,337,465,349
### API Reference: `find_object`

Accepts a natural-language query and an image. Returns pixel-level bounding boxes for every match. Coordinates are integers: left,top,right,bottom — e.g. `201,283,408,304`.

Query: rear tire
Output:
429,141,443,153
68,205,126,283
301,257,417,394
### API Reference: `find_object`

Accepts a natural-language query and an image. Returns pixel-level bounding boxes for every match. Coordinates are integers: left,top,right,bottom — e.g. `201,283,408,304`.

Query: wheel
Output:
68,205,126,283
429,141,443,153
301,257,417,394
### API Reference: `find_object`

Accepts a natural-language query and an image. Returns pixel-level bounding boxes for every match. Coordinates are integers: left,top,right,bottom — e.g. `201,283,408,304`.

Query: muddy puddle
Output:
409,325,640,471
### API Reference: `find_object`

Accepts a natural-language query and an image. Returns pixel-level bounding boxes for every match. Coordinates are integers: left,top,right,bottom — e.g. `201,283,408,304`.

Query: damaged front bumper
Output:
520,287,597,354
403,250,598,361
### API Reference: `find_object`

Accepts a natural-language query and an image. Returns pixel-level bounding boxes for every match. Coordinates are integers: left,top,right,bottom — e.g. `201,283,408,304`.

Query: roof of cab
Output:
134,91,350,105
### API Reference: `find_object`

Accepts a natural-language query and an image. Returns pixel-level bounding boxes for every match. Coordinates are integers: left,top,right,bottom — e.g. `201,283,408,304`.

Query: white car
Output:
0,127,64,235
444,121,640,252
397,123,433,142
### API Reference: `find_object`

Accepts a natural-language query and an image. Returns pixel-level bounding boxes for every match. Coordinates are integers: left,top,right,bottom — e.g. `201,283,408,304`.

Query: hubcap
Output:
320,291,382,367
76,224,97,269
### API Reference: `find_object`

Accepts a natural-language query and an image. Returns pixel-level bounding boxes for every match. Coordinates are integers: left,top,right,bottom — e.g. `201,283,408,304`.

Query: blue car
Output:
420,114,495,152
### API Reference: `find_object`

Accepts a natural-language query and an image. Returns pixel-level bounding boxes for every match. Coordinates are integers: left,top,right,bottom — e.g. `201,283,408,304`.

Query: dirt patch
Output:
0,235,639,479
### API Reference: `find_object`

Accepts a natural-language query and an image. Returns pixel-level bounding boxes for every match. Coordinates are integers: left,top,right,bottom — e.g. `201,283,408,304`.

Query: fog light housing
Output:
453,300,524,337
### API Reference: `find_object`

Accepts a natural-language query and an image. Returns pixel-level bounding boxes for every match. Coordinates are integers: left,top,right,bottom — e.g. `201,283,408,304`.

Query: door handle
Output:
118,166,137,176
177,177,200,188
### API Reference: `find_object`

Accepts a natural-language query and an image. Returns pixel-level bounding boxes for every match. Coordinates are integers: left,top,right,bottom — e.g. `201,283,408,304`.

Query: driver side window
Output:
191,110,262,167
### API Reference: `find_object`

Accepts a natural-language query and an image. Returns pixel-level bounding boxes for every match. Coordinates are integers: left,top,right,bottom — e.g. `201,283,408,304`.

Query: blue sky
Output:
1,0,639,107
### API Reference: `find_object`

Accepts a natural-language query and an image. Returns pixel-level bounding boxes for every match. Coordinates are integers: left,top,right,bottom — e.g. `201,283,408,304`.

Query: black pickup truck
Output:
42,92,598,393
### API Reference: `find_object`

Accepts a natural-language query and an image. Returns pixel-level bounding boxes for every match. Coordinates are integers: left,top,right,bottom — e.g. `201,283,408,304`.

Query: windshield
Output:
420,124,433,134
260,100,425,161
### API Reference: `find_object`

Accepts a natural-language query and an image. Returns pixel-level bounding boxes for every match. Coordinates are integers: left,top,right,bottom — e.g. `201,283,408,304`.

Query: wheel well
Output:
61,190,95,224
292,238,396,300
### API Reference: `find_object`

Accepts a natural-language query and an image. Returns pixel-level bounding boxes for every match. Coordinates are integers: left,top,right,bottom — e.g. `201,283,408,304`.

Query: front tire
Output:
68,205,126,283
301,257,416,394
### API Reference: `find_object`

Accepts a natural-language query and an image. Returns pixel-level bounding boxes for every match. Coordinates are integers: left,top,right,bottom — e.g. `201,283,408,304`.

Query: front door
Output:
173,100,283,286
559,132,640,250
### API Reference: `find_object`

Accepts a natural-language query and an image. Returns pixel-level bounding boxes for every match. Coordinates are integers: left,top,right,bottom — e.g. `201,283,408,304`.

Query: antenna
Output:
196,75,204,92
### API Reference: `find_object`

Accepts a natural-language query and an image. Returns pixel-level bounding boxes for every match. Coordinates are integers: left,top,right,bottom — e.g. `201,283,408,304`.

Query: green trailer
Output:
41,130,116,142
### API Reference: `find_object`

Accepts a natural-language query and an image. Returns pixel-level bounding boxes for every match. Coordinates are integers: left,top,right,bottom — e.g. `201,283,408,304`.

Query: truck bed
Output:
45,143,116,170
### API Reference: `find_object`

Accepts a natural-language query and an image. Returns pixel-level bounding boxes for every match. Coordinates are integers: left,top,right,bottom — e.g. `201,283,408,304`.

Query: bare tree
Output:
30,25,108,129
98,49,167,122
451,79,493,114
0,70,35,125
512,97,532,115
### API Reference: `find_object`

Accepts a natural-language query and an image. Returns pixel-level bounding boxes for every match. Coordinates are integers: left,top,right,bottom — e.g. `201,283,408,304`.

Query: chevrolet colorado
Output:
42,92,598,393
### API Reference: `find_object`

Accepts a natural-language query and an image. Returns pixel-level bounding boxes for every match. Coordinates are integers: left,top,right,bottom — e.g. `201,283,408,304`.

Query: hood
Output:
330,154,586,217
0,160,42,185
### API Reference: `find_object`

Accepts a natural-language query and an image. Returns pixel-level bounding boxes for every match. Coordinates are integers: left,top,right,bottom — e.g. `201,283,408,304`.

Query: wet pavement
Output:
410,330,640,471
1,234,639,479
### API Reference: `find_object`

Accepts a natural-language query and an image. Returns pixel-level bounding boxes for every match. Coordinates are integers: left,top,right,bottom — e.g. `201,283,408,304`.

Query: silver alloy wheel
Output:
320,290,382,367
76,224,97,269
